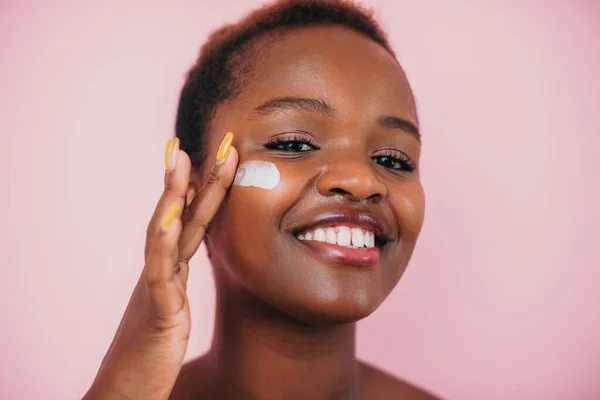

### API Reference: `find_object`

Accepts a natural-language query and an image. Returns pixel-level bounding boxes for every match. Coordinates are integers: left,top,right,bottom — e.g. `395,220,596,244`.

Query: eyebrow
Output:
254,96,334,115
254,96,420,142
377,115,421,143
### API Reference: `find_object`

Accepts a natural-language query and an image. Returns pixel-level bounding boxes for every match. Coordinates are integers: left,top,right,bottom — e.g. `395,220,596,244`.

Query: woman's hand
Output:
83,133,237,400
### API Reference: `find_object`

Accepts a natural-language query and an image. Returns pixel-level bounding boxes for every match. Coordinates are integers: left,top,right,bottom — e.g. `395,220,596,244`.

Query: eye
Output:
372,149,416,172
270,141,313,152
265,132,319,153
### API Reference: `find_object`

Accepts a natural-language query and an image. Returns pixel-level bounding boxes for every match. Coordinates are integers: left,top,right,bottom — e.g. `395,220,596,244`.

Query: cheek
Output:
391,183,426,239
228,161,302,216
381,184,425,293
207,163,310,295
210,162,304,257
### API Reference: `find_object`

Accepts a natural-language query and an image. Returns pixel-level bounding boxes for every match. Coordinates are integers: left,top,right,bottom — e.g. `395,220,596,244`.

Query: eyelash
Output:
372,149,417,172
265,133,319,152
265,134,416,172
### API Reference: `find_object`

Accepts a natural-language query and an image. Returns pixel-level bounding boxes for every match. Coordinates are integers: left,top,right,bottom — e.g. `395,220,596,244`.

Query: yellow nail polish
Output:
164,138,180,171
164,139,173,170
161,202,180,228
216,132,234,162
170,137,179,170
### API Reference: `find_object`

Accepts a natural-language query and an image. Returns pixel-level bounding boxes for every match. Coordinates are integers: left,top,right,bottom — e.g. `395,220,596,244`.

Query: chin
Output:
209,231,401,327
265,287,385,327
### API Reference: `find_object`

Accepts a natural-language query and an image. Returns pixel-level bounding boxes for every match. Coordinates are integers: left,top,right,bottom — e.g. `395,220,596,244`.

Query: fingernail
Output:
216,132,234,163
164,138,179,171
161,202,180,228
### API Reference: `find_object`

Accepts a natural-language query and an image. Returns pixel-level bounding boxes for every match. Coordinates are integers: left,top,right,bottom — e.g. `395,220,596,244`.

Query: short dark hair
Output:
175,0,395,168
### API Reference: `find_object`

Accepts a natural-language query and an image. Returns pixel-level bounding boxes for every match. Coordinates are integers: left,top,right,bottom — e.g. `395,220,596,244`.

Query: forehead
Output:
224,25,417,125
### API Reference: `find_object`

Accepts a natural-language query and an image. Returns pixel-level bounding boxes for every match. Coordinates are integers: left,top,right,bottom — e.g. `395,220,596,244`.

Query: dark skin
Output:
174,26,429,399
84,25,436,400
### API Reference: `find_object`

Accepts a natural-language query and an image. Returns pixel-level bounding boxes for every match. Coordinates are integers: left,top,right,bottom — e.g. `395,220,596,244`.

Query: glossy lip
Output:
296,240,382,267
289,210,393,268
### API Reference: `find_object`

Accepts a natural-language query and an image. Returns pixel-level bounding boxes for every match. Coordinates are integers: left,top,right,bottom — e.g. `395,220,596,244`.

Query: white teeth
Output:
325,228,337,244
351,228,365,248
336,227,351,246
297,225,377,249
365,231,375,248
314,228,326,242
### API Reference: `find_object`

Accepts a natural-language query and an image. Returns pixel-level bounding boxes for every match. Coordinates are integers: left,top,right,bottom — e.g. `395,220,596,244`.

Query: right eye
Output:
264,133,319,153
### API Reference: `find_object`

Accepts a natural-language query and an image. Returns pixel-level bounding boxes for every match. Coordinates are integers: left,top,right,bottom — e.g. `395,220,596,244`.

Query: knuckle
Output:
164,177,176,192
146,224,158,240
188,218,209,234
178,250,191,265
180,206,193,224
206,168,220,186
180,206,209,233
146,225,168,254
144,270,163,289
148,315,179,333
173,261,182,274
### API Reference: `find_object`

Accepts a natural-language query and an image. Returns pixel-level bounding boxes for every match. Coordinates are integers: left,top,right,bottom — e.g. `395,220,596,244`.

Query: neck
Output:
206,282,362,400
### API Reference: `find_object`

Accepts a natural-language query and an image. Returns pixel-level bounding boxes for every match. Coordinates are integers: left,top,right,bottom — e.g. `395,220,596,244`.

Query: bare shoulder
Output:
360,361,443,400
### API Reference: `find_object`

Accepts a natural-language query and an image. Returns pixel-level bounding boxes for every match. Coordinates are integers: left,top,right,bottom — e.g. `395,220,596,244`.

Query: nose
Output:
316,157,387,202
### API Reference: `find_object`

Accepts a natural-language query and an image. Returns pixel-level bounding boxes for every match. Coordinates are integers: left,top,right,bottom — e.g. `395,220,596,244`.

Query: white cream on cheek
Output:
233,161,280,190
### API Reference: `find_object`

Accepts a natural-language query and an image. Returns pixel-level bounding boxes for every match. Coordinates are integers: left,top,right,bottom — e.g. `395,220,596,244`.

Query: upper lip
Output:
290,209,392,244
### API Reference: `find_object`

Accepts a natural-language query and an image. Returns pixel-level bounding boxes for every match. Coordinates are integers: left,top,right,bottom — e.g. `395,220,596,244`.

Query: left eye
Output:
266,140,316,152
372,154,416,172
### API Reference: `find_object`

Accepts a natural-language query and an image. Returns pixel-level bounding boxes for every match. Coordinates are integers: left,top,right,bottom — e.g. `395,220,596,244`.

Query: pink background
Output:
1,0,599,399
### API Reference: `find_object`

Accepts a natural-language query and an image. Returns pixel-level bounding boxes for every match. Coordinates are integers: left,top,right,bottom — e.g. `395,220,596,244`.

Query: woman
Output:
84,0,437,398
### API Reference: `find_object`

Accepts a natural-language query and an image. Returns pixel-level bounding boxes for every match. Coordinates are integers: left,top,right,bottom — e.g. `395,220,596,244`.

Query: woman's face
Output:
200,25,424,325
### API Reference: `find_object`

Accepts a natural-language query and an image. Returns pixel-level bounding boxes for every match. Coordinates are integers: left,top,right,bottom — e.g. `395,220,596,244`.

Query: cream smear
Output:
233,161,280,190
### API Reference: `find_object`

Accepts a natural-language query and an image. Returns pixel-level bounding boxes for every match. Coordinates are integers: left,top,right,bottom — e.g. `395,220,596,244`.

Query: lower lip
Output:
296,239,381,267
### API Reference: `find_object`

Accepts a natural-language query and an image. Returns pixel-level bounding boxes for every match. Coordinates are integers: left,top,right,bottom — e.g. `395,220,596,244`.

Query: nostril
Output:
328,187,382,202
366,192,382,202
318,172,387,201
330,188,348,196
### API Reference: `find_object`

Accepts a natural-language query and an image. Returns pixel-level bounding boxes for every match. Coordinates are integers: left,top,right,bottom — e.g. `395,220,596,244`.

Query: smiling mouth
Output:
289,210,392,267
292,225,388,267
296,226,376,248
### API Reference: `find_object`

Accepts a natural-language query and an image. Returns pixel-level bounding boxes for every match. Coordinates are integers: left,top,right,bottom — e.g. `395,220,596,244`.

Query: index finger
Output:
178,139,239,263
